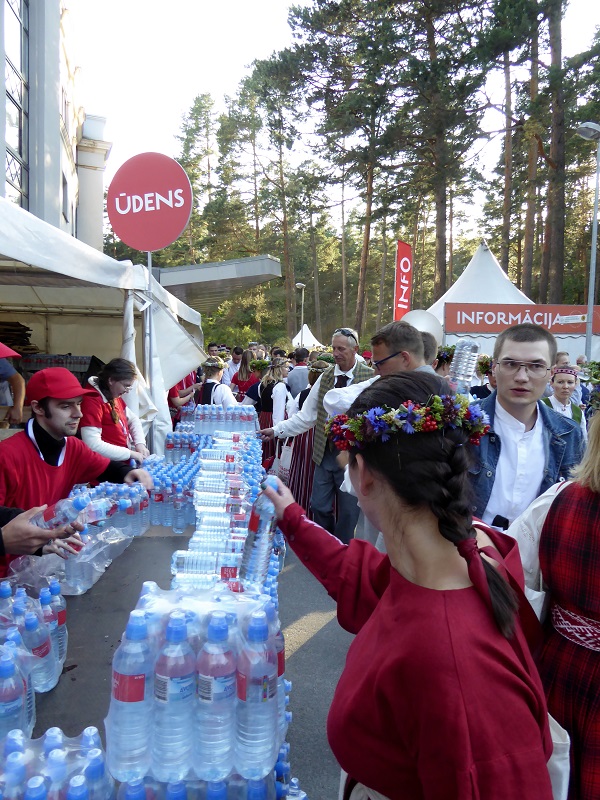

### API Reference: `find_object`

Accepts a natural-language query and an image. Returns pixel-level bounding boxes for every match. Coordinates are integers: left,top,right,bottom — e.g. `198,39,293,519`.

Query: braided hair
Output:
97,358,137,425
347,371,518,638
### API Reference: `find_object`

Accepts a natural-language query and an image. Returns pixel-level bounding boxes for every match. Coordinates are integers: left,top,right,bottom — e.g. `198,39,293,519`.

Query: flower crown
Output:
249,359,270,372
436,345,455,364
325,394,490,450
477,354,493,376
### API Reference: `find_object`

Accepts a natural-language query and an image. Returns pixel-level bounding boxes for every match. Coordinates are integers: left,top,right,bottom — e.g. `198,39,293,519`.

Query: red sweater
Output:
80,392,130,450
279,504,553,800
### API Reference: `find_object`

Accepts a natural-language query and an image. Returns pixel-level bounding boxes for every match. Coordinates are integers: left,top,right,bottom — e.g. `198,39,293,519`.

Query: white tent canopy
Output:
292,324,323,349
0,197,206,453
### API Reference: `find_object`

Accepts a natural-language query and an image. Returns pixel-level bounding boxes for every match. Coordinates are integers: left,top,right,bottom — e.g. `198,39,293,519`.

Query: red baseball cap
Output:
0,341,21,359
26,367,96,403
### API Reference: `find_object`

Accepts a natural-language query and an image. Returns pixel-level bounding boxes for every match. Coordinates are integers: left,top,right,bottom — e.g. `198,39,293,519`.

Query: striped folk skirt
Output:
287,428,315,518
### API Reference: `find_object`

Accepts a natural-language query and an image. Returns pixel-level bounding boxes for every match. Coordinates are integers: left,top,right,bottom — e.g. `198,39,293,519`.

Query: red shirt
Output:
168,372,197,423
0,431,109,577
80,391,130,450
279,504,553,800
231,372,259,401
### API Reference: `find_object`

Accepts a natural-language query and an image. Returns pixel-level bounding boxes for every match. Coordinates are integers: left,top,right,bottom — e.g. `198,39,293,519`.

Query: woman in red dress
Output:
230,349,259,401
80,358,150,464
263,372,553,800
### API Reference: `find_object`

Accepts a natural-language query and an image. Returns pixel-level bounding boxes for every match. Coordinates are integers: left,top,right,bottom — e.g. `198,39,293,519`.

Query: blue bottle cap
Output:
247,780,267,800
24,776,47,800
40,588,52,605
165,782,187,800
125,610,148,641
4,729,25,756
247,610,269,642
5,752,26,784
207,611,229,643
43,728,64,755
49,580,61,596
123,780,146,800
206,781,227,800
72,495,89,512
165,610,187,643
47,749,68,782
66,775,89,800
0,652,15,679
0,580,12,599
5,626,22,646
83,749,105,781
24,612,39,631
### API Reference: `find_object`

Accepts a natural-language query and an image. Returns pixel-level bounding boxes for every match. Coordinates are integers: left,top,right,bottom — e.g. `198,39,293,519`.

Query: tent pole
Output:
143,252,154,451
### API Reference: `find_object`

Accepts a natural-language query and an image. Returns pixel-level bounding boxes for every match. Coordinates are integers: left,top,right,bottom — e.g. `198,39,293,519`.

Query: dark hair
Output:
237,349,254,382
272,348,287,358
38,397,52,418
97,358,137,424
207,342,218,350
347,372,518,637
371,322,424,361
420,332,438,365
294,347,309,362
232,346,244,356
493,324,557,366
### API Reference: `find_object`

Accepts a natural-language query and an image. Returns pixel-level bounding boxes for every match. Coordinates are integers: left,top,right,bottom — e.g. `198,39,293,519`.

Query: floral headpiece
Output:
249,359,270,372
436,345,455,364
477,354,493,376
325,394,490,450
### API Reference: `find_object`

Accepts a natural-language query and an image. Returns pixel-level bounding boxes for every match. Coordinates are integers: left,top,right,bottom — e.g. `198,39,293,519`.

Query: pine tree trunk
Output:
377,216,388,330
310,208,323,342
448,187,454,288
354,161,374,335
341,168,348,324
433,163,447,301
501,50,513,274
547,0,565,303
277,140,296,339
522,24,539,298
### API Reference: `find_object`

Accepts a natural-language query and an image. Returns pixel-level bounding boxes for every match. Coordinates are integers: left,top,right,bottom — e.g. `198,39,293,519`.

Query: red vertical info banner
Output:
393,240,413,321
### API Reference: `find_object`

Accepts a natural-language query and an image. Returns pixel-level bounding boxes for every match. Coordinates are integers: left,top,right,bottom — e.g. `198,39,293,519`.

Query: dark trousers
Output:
309,448,359,544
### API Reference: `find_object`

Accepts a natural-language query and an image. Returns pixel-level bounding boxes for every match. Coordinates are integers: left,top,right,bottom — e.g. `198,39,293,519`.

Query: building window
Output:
5,0,29,208
62,172,69,222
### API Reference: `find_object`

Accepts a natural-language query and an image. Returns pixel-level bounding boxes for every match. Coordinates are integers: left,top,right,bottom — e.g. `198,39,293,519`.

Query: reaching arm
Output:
6,372,25,424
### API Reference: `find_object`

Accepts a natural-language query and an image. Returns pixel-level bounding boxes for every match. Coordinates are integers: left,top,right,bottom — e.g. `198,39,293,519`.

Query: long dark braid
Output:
347,372,518,638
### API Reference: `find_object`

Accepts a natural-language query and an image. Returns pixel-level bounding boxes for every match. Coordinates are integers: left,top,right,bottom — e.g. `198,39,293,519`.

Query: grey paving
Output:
34,530,353,800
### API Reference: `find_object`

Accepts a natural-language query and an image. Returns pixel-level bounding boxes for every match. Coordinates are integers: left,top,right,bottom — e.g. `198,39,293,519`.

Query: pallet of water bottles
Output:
104,583,291,791
0,726,115,800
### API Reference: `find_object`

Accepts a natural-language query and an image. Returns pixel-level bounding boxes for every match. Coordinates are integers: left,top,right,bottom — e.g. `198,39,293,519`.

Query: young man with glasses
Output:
469,323,585,530
260,328,373,542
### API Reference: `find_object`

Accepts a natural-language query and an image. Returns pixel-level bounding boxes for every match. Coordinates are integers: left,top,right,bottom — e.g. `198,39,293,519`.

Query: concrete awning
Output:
153,255,282,315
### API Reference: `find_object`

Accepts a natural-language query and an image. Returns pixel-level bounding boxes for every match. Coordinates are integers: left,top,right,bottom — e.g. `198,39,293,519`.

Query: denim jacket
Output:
468,392,585,521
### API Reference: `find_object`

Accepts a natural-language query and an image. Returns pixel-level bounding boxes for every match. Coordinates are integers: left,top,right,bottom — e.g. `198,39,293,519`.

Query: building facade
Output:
2,0,109,248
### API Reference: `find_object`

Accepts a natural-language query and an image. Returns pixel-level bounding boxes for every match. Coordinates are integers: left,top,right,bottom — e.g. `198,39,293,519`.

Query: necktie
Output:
335,374,349,388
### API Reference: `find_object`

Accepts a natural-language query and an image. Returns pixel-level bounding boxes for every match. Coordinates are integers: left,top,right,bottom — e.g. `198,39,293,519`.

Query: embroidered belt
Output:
552,604,600,652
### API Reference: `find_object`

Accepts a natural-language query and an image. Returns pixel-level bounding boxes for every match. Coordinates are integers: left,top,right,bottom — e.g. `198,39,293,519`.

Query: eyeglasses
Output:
333,328,358,343
496,359,550,376
373,351,403,368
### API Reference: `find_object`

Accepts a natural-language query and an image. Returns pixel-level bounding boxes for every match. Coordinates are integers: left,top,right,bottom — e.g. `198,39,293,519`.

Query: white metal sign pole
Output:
143,251,154,450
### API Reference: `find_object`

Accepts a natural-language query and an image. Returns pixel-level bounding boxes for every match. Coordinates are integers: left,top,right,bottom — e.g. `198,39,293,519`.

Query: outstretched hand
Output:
124,468,154,491
261,478,296,520
1,507,84,556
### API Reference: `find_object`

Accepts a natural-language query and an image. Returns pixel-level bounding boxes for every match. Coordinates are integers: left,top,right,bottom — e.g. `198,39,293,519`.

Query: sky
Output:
69,0,600,188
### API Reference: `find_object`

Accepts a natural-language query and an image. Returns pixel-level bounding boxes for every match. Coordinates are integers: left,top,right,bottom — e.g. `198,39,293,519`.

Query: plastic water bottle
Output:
447,339,479,395
150,611,195,782
83,748,115,800
194,611,236,781
206,782,227,800
64,535,93,594
234,610,278,779
22,612,58,692
5,629,36,735
29,495,89,530
43,727,65,756
150,483,163,527
0,579,14,629
288,778,308,799
115,781,144,800
239,476,279,589
165,433,175,464
162,483,174,528
4,751,27,800
264,600,290,746
106,610,154,781
0,652,25,738
67,776,89,800
80,726,102,757
165,783,186,800
49,580,68,665
24,776,47,800
47,749,69,800
39,588,60,669
172,485,186,535
247,780,268,800
80,498,114,526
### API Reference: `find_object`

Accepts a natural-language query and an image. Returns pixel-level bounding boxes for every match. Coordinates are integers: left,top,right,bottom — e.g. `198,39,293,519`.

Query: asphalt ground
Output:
34,527,353,800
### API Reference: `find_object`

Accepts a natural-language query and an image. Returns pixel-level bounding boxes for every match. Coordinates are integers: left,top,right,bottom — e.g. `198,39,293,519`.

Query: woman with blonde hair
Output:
255,357,290,466
508,411,600,799
80,358,150,464
197,357,237,408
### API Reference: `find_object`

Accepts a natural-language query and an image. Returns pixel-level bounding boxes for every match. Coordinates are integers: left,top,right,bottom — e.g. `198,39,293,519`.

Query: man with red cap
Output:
0,367,152,575
0,341,25,425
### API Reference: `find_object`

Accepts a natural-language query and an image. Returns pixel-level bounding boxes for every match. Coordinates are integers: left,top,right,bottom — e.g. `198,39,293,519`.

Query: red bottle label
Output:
32,638,51,659
221,565,238,580
278,647,285,677
57,609,67,626
112,670,146,702
248,510,260,534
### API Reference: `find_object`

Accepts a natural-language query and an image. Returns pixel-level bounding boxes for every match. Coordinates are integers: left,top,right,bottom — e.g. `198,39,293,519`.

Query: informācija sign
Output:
107,152,193,252
393,240,413,321
445,303,600,334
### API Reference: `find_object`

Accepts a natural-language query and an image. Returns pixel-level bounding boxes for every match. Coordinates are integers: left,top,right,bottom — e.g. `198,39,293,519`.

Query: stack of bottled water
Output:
194,405,259,436
0,726,115,800
104,585,292,787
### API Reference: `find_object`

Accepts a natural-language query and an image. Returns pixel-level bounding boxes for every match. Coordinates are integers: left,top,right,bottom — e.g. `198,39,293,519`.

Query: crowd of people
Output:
0,324,599,799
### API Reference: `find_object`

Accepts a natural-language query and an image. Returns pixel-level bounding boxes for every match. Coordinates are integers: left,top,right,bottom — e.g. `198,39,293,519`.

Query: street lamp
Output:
295,282,306,347
576,121,600,361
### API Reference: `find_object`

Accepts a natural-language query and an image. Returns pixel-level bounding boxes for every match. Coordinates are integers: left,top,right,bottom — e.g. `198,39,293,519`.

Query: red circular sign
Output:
107,152,193,252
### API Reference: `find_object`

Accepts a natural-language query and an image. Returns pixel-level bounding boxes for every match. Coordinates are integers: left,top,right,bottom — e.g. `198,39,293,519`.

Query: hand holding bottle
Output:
261,479,295,521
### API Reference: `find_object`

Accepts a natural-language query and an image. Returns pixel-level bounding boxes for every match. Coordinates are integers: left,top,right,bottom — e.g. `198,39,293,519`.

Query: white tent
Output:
0,197,206,453
428,240,533,324
292,324,323,349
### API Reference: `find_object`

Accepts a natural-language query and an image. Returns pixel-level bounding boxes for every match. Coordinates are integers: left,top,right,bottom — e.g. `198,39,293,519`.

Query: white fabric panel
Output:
121,291,158,434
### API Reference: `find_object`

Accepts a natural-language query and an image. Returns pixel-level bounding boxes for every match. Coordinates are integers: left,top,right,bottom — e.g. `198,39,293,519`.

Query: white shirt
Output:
273,361,360,438
324,375,380,416
546,394,588,443
204,381,238,408
221,360,240,386
482,401,545,528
